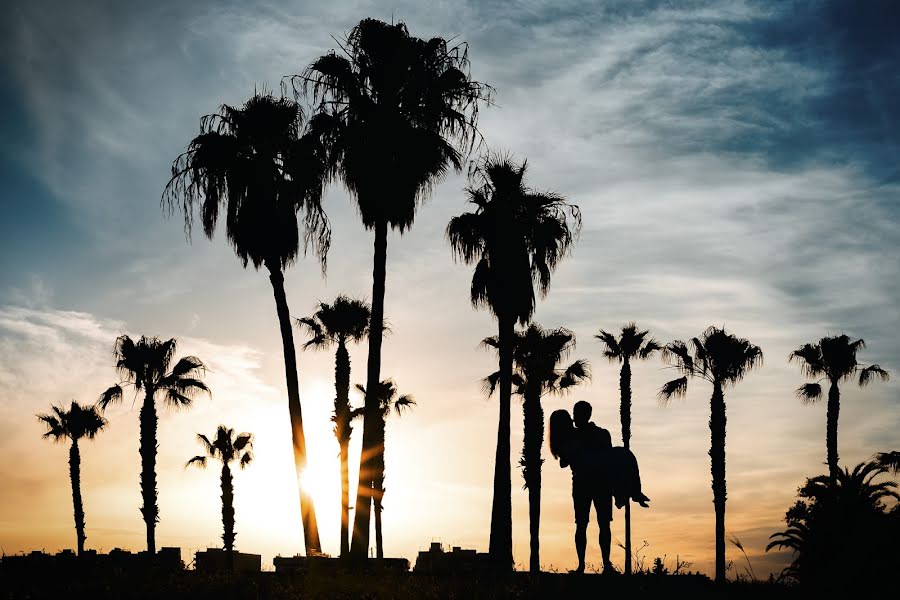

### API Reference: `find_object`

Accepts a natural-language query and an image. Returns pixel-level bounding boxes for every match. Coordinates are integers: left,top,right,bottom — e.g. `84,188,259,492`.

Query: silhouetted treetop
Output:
297,18,494,232
163,92,331,271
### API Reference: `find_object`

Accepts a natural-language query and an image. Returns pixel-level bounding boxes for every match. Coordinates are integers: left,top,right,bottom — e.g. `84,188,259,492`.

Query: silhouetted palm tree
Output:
484,324,589,573
447,155,580,568
297,295,371,556
353,380,415,559
163,92,328,553
875,451,900,475
37,401,107,556
659,327,763,582
595,323,661,575
301,18,492,558
98,335,209,554
186,426,253,568
767,460,900,587
789,335,889,478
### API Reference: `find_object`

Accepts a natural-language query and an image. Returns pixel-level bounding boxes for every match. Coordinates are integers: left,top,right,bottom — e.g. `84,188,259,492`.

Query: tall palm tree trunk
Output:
334,341,352,557
489,311,515,570
221,463,235,569
351,219,388,558
710,381,727,582
69,440,86,556
826,380,840,478
373,422,386,559
139,389,159,554
266,260,321,554
620,358,632,575
522,389,543,573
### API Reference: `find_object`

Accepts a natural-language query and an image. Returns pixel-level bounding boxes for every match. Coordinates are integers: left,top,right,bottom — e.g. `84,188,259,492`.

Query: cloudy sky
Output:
1,0,898,577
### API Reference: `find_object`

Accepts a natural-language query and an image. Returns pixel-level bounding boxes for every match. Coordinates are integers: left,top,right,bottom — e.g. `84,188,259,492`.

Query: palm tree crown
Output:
98,336,209,409
789,334,888,403
163,92,330,270
38,401,107,444
297,295,371,349
660,326,763,398
483,325,590,398
301,18,493,231
447,155,581,325
187,426,254,470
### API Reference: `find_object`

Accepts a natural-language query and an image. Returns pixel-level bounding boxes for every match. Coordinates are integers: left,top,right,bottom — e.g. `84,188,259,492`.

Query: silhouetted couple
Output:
549,401,650,574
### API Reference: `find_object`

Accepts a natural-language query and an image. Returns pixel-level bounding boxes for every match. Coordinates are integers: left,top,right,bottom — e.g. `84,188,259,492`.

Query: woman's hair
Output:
548,409,575,460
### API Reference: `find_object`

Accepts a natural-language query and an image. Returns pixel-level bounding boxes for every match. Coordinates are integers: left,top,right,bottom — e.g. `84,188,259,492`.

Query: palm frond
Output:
639,338,663,359
185,456,207,469
658,376,689,404
393,395,416,415
858,364,889,386
481,370,501,397
97,385,123,410
796,383,823,404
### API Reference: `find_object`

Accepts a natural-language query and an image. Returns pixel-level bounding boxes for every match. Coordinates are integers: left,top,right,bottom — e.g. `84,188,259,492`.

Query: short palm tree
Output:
767,460,900,586
447,155,580,568
297,295,371,556
659,326,763,582
301,18,492,558
353,380,415,559
163,91,328,553
595,323,661,574
186,426,253,568
789,334,889,477
37,401,107,555
484,324,589,573
98,335,209,553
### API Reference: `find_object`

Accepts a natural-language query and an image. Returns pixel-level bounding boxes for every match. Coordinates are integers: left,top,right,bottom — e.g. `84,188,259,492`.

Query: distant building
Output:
0,547,184,573
413,542,492,574
194,548,261,573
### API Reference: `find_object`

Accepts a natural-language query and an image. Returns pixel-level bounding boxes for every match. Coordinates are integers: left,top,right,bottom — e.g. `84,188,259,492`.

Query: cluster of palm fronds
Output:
767,460,900,587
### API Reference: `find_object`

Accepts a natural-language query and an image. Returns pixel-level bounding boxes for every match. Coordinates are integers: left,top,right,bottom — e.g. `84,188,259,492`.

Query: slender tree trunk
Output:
266,260,321,554
489,311,515,570
826,380,840,479
334,340,352,557
139,388,159,554
620,359,632,575
374,418,386,559
522,387,544,573
710,381,727,582
351,220,388,558
69,440,86,556
221,463,235,570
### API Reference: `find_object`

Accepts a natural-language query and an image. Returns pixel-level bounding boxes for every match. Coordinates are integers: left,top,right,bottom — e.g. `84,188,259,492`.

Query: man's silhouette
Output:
571,400,614,574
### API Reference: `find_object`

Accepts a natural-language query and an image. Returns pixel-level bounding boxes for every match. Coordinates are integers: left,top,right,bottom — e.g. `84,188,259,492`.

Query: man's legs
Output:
574,522,587,572
573,480,589,573
595,494,615,572
599,519,613,571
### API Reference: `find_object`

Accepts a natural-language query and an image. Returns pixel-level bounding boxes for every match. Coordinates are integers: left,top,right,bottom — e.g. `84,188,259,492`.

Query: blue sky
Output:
1,0,898,576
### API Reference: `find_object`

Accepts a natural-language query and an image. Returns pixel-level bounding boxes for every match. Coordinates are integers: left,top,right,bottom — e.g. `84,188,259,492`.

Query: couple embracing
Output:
549,400,651,574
